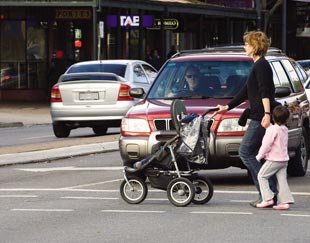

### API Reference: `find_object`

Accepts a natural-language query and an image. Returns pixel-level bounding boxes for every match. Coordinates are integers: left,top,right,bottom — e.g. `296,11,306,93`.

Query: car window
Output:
295,62,308,82
142,64,157,81
282,59,303,93
67,64,126,77
147,60,252,99
270,61,292,91
133,64,149,84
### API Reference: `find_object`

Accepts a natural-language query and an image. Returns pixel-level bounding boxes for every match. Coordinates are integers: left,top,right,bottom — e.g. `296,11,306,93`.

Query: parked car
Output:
50,60,158,138
302,75,310,99
119,47,310,176
297,59,310,77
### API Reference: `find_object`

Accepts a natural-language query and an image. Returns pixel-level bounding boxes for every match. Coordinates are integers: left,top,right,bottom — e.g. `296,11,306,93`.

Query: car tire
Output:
92,126,108,136
287,127,309,177
53,123,70,138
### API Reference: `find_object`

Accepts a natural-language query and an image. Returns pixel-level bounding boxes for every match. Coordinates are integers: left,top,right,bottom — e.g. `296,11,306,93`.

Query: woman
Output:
216,31,278,207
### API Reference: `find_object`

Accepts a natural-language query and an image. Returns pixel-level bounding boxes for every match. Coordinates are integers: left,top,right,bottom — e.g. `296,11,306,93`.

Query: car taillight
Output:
50,85,62,103
118,84,134,101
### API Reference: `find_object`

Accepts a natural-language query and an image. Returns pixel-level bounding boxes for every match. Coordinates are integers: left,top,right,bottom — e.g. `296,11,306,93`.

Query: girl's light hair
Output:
243,31,270,56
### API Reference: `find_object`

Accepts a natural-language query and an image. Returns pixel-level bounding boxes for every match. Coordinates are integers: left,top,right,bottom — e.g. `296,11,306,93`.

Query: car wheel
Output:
53,123,70,138
92,126,108,136
287,127,309,177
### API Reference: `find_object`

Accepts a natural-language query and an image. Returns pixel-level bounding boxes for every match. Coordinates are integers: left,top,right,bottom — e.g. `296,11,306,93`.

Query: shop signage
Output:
148,19,179,30
55,9,92,20
106,15,153,28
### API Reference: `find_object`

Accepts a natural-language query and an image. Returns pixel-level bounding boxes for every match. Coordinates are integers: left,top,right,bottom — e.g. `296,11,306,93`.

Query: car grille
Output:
153,118,214,131
154,119,176,131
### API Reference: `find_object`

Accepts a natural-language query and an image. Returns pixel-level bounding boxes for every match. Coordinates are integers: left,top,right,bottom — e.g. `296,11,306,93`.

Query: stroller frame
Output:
120,100,217,207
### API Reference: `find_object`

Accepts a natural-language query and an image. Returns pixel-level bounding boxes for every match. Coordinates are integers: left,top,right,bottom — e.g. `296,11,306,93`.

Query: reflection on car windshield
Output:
67,64,127,77
148,60,253,99
61,74,118,82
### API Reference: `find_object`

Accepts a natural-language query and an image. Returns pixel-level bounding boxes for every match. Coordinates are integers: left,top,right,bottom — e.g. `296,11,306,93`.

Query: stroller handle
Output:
202,107,219,117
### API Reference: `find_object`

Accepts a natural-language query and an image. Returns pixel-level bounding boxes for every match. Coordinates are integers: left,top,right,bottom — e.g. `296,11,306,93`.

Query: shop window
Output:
0,20,47,90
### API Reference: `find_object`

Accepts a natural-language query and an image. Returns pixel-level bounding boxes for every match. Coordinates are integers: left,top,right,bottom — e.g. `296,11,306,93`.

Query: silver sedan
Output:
50,60,157,138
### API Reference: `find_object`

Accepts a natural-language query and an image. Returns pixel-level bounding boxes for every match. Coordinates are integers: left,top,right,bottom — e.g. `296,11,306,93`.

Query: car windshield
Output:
67,64,127,77
147,60,253,99
61,74,118,82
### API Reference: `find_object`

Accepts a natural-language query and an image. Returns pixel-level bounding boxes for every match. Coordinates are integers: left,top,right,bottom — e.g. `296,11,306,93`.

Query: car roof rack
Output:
176,45,282,57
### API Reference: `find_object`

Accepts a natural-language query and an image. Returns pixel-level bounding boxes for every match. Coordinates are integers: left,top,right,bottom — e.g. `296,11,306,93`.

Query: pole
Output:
282,0,287,53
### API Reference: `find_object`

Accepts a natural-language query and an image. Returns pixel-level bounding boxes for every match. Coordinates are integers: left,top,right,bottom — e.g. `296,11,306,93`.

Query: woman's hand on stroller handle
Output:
202,107,220,117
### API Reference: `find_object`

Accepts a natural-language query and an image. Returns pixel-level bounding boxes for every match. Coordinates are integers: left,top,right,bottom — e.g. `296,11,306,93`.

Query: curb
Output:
0,141,119,166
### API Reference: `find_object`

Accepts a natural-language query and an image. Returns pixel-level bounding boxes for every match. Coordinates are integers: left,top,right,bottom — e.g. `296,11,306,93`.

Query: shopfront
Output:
0,0,258,101
0,0,96,101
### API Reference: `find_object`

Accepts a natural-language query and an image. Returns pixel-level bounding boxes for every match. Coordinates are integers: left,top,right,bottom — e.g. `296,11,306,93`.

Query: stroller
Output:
120,100,218,207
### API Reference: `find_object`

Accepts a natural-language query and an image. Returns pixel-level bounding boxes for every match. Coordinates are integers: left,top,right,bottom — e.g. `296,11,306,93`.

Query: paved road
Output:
0,101,119,166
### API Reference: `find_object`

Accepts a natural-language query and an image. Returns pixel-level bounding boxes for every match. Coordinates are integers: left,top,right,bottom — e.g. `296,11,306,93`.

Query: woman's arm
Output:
261,97,271,128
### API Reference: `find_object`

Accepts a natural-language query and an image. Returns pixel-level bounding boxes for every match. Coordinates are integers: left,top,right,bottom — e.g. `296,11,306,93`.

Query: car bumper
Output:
50,102,134,121
119,130,244,168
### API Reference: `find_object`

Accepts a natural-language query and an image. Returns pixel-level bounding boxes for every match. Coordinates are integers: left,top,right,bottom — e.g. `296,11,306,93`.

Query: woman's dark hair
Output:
273,105,289,125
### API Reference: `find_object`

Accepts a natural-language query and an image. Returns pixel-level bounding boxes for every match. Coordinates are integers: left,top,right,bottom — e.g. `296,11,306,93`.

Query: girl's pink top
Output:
256,124,289,162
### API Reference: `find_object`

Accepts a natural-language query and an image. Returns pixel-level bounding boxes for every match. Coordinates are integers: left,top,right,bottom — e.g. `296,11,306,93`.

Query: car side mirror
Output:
275,86,291,98
130,87,145,98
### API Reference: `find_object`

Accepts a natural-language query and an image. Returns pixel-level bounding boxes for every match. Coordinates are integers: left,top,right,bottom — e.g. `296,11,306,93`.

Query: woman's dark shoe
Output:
249,198,262,207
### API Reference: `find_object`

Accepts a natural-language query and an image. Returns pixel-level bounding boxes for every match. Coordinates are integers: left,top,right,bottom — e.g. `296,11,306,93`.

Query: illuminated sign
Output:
106,15,153,28
56,9,92,20
148,19,179,30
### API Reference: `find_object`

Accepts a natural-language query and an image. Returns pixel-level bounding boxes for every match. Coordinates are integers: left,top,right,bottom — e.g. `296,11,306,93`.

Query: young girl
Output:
256,105,294,210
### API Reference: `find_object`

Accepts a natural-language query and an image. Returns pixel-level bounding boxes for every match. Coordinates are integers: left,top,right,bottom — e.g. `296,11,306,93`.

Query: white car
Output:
50,60,157,138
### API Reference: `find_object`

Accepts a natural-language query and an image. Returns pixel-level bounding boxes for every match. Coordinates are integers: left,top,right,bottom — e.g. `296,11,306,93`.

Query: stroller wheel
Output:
167,177,194,207
192,176,214,204
120,176,148,204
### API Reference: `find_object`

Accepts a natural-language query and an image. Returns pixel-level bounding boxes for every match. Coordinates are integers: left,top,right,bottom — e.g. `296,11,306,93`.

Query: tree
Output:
255,0,283,33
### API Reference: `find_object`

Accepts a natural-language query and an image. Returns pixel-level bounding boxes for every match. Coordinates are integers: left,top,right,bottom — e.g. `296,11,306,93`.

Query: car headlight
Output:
121,118,151,132
217,118,248,132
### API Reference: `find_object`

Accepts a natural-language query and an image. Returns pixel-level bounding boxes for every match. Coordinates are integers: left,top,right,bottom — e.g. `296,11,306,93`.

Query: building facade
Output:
0,0,308,101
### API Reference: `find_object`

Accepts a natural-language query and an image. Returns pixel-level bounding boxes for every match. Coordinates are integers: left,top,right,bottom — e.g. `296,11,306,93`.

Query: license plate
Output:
79,92,99,100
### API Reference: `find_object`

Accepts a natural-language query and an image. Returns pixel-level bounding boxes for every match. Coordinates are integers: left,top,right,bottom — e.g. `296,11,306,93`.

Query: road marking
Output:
61,196,119,200
0,194,38,198
0,188,310,196
62,179,122,189
16,166,124,172
11,209,74,212
101,210,165,213
21,135,53,140
230,200,252,203
281,213,310,217
191,211,253,215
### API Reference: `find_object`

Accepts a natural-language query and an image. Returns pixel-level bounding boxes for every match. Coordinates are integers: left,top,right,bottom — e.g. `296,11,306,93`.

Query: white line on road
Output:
101,210,166,213
62,179,122,189
21,135,54,140
11,209,74,212
0,188,310,196
0,194,38,198
191,211,253,215
281,213,310,217
16,167,124,172
61,196,119,200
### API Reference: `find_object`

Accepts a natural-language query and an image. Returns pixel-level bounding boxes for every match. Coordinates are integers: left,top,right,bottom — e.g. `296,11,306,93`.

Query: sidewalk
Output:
0,101,119,166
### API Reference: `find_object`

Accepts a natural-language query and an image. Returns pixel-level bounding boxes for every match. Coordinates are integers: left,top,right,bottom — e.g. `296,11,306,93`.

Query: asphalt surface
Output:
0,101,119,166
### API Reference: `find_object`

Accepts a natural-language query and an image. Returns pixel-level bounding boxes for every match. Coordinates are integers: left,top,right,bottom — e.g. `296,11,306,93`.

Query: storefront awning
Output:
100,0,257,19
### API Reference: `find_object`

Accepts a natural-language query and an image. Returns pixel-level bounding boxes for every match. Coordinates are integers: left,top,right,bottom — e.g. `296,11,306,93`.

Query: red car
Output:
119,47,310,176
